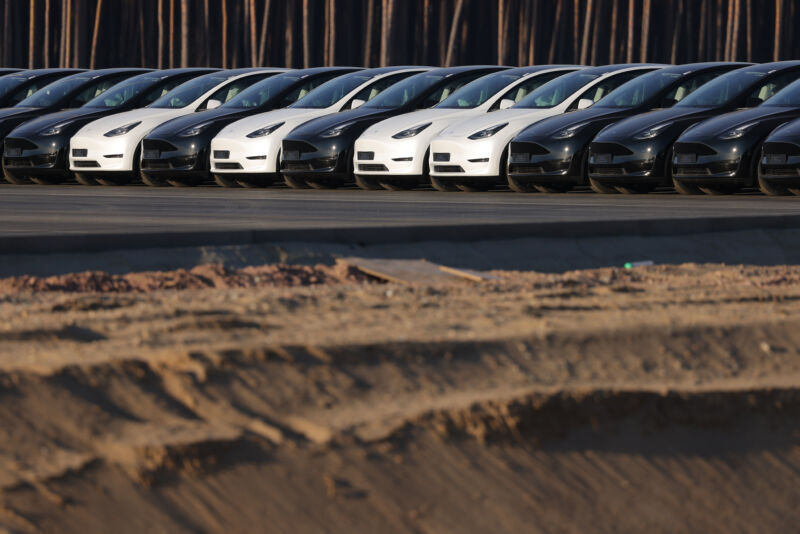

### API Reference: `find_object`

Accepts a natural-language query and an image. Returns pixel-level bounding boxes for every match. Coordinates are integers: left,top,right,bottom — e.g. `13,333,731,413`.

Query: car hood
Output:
438,108,560,138
288,106,391,138
765,116,800,142
595,106,712,139
0,107,42,122
146,108,244,138
514,106,624,139
362,109,477,138
217,108,328,138
9,108,108,137
679,106,800,139
74,108,190,138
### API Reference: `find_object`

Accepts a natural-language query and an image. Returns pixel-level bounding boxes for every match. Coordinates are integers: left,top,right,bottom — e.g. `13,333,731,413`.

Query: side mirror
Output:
745,96,762,107
205,98,222,110
577,98,594,110
349,98,366,110
498,98,515,110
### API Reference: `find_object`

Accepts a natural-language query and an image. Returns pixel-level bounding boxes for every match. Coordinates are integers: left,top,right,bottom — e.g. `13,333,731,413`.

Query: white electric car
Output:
68,68,288,185
209,66,430,187
352,65,581,190
426,64,663,191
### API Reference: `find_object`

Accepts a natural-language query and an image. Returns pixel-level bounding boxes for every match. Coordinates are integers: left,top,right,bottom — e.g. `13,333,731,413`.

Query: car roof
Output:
433,65,510,76
736,60,800,73
138,67,222,79
357,66,433,75
8,68,86,80
502,65,583,76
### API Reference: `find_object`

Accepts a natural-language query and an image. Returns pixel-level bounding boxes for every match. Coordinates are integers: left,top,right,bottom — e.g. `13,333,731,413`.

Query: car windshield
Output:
149,74,230,108
83,74,162,108
435,72,523,109
0,75,29,98
363,72,446,109
291,73,374,109
514,72,601,108
762,79,800,107
594,70,681,108
222,75,303,108
676,70,767,107
16,75,91,107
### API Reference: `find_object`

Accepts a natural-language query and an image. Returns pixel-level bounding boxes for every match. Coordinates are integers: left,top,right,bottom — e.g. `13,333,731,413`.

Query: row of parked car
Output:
5,62,800,194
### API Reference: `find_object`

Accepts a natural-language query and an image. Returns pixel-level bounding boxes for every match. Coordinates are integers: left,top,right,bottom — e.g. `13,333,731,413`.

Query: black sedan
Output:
0,68,150,184
587,61,777,194
140,67,360,186
671,64,800,194
0,68,83,108
279,65,507,189
506,63,739,193
3,68,218,185
759,117,800,195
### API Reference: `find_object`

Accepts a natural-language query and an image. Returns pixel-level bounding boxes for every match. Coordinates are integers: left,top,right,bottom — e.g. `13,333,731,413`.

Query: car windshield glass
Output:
0,76,28,98
149,74,229,108
676,70,767,107
16,75,91,107
222,75,302,108
435,72,523,109
291,73,374,108
363,72,446,109
514,72,601,108
83,74,162,108
594,71,682,108
762,79,800,107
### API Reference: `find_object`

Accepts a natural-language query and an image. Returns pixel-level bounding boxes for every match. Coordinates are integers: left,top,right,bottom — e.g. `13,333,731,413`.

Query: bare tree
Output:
580,0,593,64
28,0,35,68
302,0,310,67
445,0,465,67
640,0,650,61
626,0,634,62
774,0,781,60
180,0,188,66
745,0,752,61
222,0,228,67
90,0,103,68
258,0,272,66
548,0,563,63
608,0,618,63
157,0,164,68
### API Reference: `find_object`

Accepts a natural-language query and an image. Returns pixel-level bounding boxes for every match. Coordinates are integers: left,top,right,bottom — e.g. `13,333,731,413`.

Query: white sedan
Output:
427,64,661,191
352,65,581,190
68,68,288,186
209,66,429,187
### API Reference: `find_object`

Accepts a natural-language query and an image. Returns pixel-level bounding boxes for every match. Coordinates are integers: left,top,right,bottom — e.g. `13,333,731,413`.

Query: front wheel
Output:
588,177,618,194
74,173,99,186
699,184,740,195
430,175,460,192
284,175,311,189
758,172,791,196
507,175,539,193
672,178,703,195
3,168,29,184
214,173,240,188
96,175,132,186
534,183,573,193
141,171,167,187
355,175,383,190
30,175,66,185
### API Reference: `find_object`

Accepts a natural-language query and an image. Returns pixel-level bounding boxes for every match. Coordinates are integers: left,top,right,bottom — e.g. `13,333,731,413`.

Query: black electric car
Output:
140,67,360,186
0,68,151,184
506,63,739,193
3,68,218,185
670,63,800,194
758,115,800,195
586,62,780,194
0,68,83,108
279,65,508,189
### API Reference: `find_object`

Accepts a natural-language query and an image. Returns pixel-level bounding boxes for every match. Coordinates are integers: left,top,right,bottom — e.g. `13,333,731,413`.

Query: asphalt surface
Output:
3,184,800,237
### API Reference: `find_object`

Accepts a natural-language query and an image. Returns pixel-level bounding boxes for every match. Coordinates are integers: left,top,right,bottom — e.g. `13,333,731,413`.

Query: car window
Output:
762,77,800,107
746,71,800,107
202,73,275,109
656,71,722,108
16,75,92,107
420,73,487,108
436,71,524,109
363,72,448,109
149,74,231,108
291,72,374,109
488,71,569,110
594,70,683,109
141,74,201,105
344,72,418,109
566,70,645,111
69,75,133,107
675,69,768,108
276,73,342,108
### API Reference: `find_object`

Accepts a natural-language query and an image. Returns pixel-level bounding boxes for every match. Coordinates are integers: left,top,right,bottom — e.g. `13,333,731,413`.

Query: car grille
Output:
433,165,464,173
763,142,800,157
763,168,800,176
5,138,38,151
357,151,374,160
142,139,178,152
215,162,242,170
71,148,88,157
432,152,450,162
673,142,717,156
73,160,101,168
590,142,634,156
284,163,312,171
213,150,230,159
282,140,317,160
358,163,388,172
508,142,549,161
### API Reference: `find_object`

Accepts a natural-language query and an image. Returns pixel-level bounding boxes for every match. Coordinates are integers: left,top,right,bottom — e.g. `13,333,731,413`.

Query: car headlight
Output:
467,123,508,140
179,121,215,137
552,122,589,139
719,121,759,140
246,122,285,138
392,122,432,139
39,120,75,136
633,121,673,140
320,121,356,138
103,121,141,137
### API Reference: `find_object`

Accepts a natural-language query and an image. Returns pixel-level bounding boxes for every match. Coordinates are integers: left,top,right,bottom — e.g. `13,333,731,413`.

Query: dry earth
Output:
1,262,800,533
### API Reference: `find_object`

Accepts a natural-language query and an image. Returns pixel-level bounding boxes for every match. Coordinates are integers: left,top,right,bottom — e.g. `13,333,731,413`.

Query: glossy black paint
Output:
280,66,508,182
506,63,747,189
759,118,800,189
139,67,361,184
0,68,83,108
2,68,218,181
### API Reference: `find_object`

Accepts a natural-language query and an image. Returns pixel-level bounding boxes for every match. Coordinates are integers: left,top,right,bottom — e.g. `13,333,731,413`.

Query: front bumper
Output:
280,137,349,178
506,139,583,184
353,136,425,179
3,136,68,178
69,133,138,174
139,137,206,178
671,141,750,186
759,141,800,184
209,135,278,175
426,137,502,180
587,139,666,184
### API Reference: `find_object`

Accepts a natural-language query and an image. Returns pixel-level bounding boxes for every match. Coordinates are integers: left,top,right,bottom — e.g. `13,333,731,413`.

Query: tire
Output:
3,168,28,184
141,171,167,187
588,177,619,194
236,175,275,188
167,177,200,187
456,181,492,192
306,177,344,189
96,175,132,186
672,178,703,195
757,166,790,196
430,175,460,192
214,173,240,188
74,172,99,186
534,183,573,193
284,175,311,189
30,175,66,185
355,175,383,190
380,180,416,191
699,184,739,195
615,183,656,194
507,175,539,193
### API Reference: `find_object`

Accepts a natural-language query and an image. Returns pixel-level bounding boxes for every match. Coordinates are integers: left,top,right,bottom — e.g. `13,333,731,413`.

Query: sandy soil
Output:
1,262,800,533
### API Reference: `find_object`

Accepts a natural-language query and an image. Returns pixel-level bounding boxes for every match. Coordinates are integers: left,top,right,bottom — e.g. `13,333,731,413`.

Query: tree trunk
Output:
774,0,781,60
284,0,292,67
528,0,538,64
626,0,634,63
380,0,395,66
698,0,706,59
168,0,174,67
444,0,465,67
730,0,740,60
590,0,601,65
364,0,374,66
258,0,271,66
64,0,71,67
548,0,563,63
745,0,751,61
608,0,618,63
180,0,188,66
497,0,504,64
302,0,310,67
671,0,683,63
157,0,164,68
580,0,593,64
640,0,650,61
90,0,102,68
222,0,228,67
28,0,35,68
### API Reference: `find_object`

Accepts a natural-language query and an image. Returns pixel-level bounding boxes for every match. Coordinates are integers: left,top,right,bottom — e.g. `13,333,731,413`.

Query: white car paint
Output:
427,65,661,181
352,67,582,181
209,68,430,177
68,69,288,176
